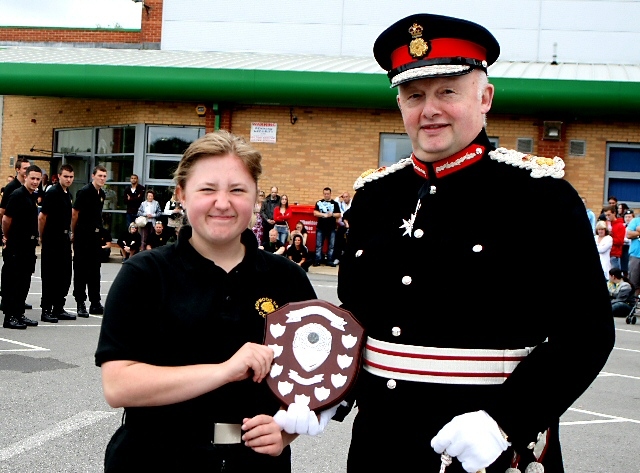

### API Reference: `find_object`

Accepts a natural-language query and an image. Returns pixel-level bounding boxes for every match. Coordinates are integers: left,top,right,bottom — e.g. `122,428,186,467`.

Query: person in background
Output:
72,165,108,317
0,158,32,312
163,190,184,240
259,228,285,255
617,202,630,219
336,13,614,473
622,209,635,278
252,189,265,244
599,195,618,222
99,224,113,264
38,164,76,323
2,165,42,330
581,195,596,234
145,220,169,250
289,220,308,247
125,174,145,227
117,223,141,262
334,191,352,265
604,204,625,270
313,187,341,267
273,194,292,245
595,220,613,281
259,186,280,246
137,189,162,250
285,233,310,272
607,267,635,317
95,130,317,472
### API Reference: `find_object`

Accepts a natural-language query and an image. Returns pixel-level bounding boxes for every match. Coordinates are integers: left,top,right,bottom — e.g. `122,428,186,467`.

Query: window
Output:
379,133,413,167
516,138,533,153
488,136,499,148
55,129,93,154
145,126,205,182
605,143,640,208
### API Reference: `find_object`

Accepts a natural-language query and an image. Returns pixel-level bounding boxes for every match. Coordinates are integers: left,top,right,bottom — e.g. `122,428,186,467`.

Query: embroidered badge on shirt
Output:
256,297,278,318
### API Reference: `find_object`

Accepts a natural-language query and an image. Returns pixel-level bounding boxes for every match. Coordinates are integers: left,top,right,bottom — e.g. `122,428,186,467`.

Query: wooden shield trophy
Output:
263,299,365,411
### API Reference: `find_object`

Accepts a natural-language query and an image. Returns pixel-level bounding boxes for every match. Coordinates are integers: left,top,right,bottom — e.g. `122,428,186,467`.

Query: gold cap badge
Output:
408,23,428,58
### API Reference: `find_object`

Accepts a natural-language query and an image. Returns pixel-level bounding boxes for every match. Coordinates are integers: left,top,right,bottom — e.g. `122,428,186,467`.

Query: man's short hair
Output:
323,187,332,193
59,164,74,174
93,165,108,175
15,157,30,170
26,164,42,175
604,205,617,214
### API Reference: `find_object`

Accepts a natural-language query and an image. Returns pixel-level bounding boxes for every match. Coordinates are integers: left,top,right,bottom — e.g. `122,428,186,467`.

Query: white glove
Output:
431,410,510,473
273,402,340,436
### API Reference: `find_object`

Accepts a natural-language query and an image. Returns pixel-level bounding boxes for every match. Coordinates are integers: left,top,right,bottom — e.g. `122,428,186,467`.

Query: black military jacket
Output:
338,130,615,470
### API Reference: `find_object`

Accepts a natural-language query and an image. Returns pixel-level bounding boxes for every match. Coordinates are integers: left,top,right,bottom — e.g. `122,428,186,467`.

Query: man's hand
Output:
242,414,287,456
431,410,509,473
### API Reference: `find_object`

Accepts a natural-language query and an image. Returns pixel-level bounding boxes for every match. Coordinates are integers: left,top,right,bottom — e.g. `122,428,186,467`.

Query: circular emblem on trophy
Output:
263,300,365,411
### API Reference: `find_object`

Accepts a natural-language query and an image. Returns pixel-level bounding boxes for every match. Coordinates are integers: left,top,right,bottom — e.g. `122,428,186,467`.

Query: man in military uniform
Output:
38,164,76,323
1,165,42,329
336,14,615,473
71,165,107,318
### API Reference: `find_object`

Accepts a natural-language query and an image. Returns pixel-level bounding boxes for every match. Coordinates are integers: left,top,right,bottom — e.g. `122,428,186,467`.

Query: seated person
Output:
118,223,142,262
288,220,308,247
285,234,310,271
145,220,169,250
99,226,113,263
607,267,636,317
259,228,285,255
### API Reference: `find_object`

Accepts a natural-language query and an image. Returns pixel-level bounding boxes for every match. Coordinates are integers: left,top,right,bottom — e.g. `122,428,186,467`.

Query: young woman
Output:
285,233,309,272
272,194,292,245
96,130,317,472
595,220,613,280
288,220,308,247
117,222,141,262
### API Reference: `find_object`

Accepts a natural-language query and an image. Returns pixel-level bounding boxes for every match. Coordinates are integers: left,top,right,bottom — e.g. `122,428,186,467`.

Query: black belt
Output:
123,415,243,445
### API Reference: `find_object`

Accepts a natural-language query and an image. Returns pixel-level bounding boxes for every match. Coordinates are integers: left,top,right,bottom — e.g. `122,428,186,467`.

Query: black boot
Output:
18,314,38,327
3,315,26,330
52,307,76,321
89,303,104,315
41,309,58,323
77,302,90,318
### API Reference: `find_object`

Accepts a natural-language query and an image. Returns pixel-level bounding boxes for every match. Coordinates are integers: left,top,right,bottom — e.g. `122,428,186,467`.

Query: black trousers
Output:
40,236,72,310
105,425,292,473
1,247,36,318
72,243,101,304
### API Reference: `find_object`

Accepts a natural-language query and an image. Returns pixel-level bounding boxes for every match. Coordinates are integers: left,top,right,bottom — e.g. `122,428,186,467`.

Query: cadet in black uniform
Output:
95,130,317,472
38,164,76,323
337,14,615,473
1,165,42,329
0,157,33,312
71,165,107,317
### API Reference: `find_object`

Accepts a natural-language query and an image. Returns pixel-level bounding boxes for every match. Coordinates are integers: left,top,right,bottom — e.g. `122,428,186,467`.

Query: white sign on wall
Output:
250,122,278,143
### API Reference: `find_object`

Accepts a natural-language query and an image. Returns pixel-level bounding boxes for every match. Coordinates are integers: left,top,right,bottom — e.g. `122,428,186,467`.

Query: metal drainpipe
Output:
213,103,219,131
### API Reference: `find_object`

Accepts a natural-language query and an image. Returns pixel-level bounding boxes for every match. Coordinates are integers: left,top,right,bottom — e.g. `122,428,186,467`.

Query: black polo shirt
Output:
40,183,72,241
145,230,169,249
95,226,317,432
0,177,23,209
4,185,39,251
73,182,105,241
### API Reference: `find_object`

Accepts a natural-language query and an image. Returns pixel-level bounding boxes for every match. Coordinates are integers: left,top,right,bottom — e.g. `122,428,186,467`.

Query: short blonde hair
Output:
595,220,608,234
174,130,262,191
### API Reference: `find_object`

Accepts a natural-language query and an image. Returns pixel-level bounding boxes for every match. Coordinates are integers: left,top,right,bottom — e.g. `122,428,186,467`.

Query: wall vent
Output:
516,138,534,153
569,140,586,156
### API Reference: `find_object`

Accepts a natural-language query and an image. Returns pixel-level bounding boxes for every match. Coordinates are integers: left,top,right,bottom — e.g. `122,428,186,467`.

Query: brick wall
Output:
0,95,205,176
0,27,141,44
2,96,640,212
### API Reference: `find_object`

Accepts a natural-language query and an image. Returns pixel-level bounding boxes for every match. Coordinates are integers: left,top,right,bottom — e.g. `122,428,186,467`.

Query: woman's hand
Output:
221,342,274,383
242,415,295,456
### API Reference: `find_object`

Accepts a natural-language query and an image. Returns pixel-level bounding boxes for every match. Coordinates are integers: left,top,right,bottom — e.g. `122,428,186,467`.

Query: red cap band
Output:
391,38,487,70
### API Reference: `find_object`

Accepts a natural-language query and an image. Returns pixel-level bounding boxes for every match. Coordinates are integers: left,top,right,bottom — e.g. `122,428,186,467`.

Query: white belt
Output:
363,337,534,385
